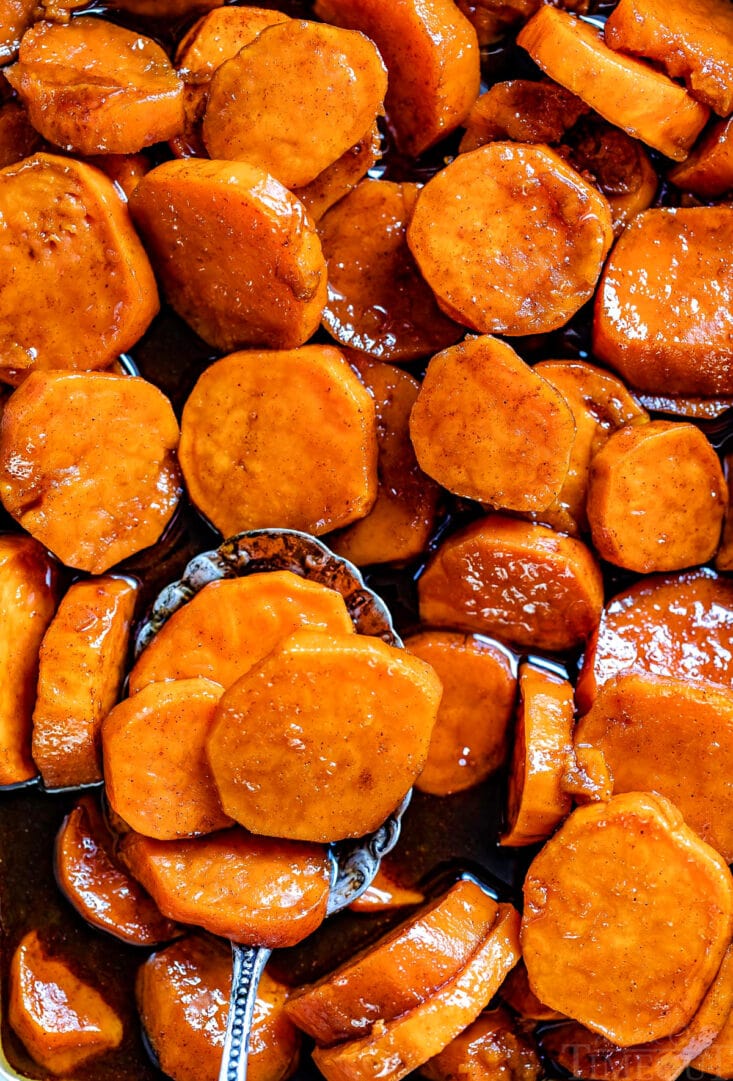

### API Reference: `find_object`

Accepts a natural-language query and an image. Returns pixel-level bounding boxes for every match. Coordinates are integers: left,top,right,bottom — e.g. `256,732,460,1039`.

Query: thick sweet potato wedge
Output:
500,961,564,1022
294,126,381,222
421,1007,541,1081
459,79,588,152
119,829,331,948
522,793,733,1046
669,117,733,198
348,866,425,914
207,630,442,842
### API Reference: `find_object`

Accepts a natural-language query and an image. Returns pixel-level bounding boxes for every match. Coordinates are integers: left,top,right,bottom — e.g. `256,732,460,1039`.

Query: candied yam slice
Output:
6,17,184,155
287,879,499,1045
130,159,327,353
9,930,123,1076
137,936,301,1081
407,143,613,336
119,829,331,948
587,420,726,573
91,153,150,200
418,516,603,653
636,394,733,420
500,961,564,1022
669,117,733,198
0,153,158,380
129,571,353,696
312,903,521,1081
208,630,442,842
693,953,733,1079
404,631,516,797
294,126,381,223
55,797,181,947
421,1007,541,1081
348,865,425,914
0,371,182,574
410,335,576,510
522,793,733,1046
517,7,710,161
178,346,377,538
459,79,588,152
0,533,58,784
203,20,387,189
0,0,34,64
313,0,480,157
32,575,137,789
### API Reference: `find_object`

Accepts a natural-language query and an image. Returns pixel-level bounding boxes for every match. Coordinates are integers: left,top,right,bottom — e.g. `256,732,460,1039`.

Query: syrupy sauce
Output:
0,2,731,1080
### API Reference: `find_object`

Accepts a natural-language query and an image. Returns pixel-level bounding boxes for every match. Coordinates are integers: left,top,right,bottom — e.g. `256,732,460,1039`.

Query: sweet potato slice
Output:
8,930,123,1076
312,903,521,1081
421,1007,541,1081
130,159,327,353
319,180,461,363
669,117,733,198
0,153,158,380
500,961,564,1022
693,962,733,1079
459,79,588,152
410,335,575,510
407,143,613,336
294,126,381,223
203,20,386,189
593,207,733,396
636,394,733,420
137,936,301,1081
55,797,180,947
0,371,182,574
0,534,58,784
718,454,733,572
207,630,442,842
404,631,516,797
522,793,733,1046
348,866,425,914
418,516,603,653
329,356,440,566
587,420,727,573
313,0,480,157
517,7,709,161
32,575,136,789
119,829,331,948
0,0,34,64
104,679,231,841
0,101,41,167
287,880,499,1045
129,571,353,696
6,17,184,155
178,346,377,538
500,663,574,847
91,153,150,200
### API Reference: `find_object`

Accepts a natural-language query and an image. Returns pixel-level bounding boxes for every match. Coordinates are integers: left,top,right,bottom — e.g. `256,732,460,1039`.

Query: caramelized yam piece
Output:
313,0,480,157
418,516,603,652
0,534,58,784
562,744,613,805
0,153,158,379
500,961,564,1022
138,936,300,1081
179,346,377,538
203,20,387,189
0,372,182,573
407,144,613,335
32,576,136,789
0,0,34,64
587,420,726,572
287,880,499,1045
518,7,710,160
421,1007,541,1081
0,101,41,167
313,903,521,1081
562,121,658,232
130,159,327,353
522,793,733,1046
348,866,425,914
295,126,381,222
636,394,733,419
329,356,440,566
104,679,231,841
120,829,331,948
501,663,574,847
92,154,150,200
669,118,733,198
410,335,575,510
55,797,180,947
319,180,461,363
207,630,442,842
9,930,123,1075
693,958,733,1079
459,79,588,153
718,454,733,572
593,208,733,395
6,17,184,155
404,631,516,797
129,571,353,696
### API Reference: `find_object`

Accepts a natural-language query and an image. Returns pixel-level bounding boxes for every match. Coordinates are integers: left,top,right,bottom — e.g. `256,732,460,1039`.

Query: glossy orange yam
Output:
179,347,377,538
0,153,158,380
404,632,516,797
693,956,733,1079
32,575,136,789
287,880,499,1045
421,1007,541,1081
459,79,587,152
348,865,425,914
499,961,564,1022
9,930,123,1076
635,394,733,420
669,117,733,198
418,517,603,652
295,126,381,222
129,571,353,696
593,207,733,396
120,829,331,948
0,101,41,167
92,154,150,200
313,0,479,157
0,0,35,64
208,630,442,842
522,793,733,1046
0,371,182,574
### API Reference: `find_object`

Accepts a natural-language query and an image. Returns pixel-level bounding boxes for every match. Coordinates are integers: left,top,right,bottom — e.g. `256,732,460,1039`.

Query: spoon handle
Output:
218,944,272,1081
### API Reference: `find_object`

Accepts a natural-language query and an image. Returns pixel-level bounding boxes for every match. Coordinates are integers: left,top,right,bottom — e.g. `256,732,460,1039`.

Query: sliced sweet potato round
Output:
669,117,733,198
348,866,425,914
0,0,35,65
499,961,564,1022
294,126,381,222
693,951,733,1079
421,1007,541,1081
459,79,588,152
